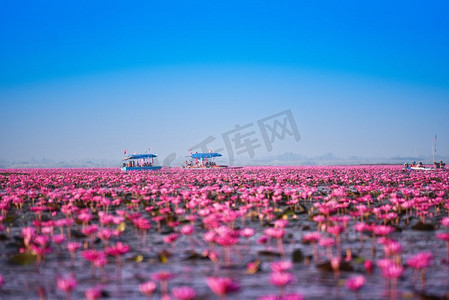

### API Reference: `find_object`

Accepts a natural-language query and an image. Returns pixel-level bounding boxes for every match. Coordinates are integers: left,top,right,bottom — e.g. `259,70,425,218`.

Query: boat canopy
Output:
191,152,222,159
123,154,157,160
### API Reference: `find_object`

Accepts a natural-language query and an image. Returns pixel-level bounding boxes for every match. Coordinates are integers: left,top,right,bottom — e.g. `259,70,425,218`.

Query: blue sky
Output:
1,1,448,165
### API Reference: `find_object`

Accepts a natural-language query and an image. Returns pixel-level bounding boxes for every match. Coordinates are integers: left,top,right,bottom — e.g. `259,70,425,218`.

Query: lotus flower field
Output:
1,166,449,299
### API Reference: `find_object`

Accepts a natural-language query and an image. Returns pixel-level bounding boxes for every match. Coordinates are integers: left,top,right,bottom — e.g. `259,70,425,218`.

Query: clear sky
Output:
1,0,448,165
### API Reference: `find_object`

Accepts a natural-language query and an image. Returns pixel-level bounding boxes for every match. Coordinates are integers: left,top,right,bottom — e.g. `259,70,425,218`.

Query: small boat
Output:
410,166,433,171
121,154,162,171
404,162,434,171
403,135,446,171
183,152,228,169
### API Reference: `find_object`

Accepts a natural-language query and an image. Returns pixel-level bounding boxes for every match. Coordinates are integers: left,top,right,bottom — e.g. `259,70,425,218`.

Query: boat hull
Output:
407,166,433,171
121,166,162,171
184,165,228,169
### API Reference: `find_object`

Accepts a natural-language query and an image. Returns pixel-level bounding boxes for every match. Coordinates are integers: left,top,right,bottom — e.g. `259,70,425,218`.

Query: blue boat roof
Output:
123,154,157,160
191,152,222,159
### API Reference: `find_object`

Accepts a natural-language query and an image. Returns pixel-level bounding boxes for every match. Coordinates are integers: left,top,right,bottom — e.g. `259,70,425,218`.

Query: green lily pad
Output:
9,252,37,265
352,256,366,264
411,222,435,231
257,250,282,257
292,249,304,263
116,222,126,233
184,251,204,260
4,214,18,224
158,250,172,263
317,260,353,272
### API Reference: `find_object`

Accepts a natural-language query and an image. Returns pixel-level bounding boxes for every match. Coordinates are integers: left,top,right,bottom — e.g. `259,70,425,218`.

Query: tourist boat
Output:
183,152,228,169
403,162,441,171
404,135,445,171
121,153,162,171
410,165,433,171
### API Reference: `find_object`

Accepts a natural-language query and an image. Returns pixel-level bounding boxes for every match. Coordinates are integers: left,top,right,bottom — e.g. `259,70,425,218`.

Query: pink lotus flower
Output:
34,235,49,247
214,234,239,247
345,275,365,291
163,233,179,247
82,224,98,235
240,227,255,238
437,232,449,241
151,271,176,282
106,242,130,278
82,249,102,262
152,271,175,297
270,272,293,287
21,226,35,249
84,286,102,300
380,261,403,300
258,235,269,244
407,251,433,288
259,294,303,300
66,242,81,255
97,228,113,242
407,251,432,269
181,225,195,250
364,260,373,273
384,240,402,258
382,263,403,279
354,222,370,233
52,234,66,245
172,286,196,300
441,217,449,227
57,275,77,300
373,225,395,236
270,261,293,273
139,281,157,297
437,232,449,263
265,227,285,239
274,219,289,228
327,224,344,236
204,231,216,243
303,232,321,243
319,237,335,247
313,215,326,225
303,232,321,261
105,242,130,257
77,212,93,224
206,277,240,297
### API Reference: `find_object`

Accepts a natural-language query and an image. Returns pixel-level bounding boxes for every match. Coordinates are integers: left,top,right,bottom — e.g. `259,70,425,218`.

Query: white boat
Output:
121,154,162,171
183,152,228,169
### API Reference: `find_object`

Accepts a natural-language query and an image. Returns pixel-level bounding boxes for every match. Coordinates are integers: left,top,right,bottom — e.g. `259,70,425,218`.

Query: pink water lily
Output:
345,275,365,291
206,277,240,299
407,251,432,288
84,286,102,300
171,286,196,300
139,281,157,298
0,166,448,299
57,275,77,300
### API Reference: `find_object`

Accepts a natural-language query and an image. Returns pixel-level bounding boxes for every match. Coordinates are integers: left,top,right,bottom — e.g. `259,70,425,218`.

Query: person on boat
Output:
435,161,446,169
